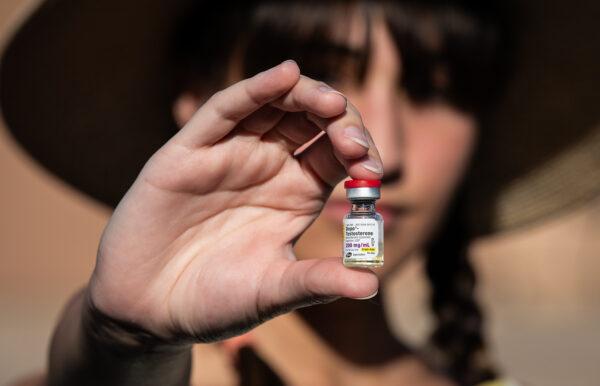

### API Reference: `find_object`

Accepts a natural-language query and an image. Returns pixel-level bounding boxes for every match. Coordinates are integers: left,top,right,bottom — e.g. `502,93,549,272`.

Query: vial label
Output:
343,218,379,259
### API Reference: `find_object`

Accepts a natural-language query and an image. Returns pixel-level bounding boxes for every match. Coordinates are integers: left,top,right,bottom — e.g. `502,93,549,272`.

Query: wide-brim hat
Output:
1,0,599,236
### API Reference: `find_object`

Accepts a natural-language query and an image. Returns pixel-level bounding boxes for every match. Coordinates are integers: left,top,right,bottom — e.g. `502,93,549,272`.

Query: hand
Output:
88,60,383,343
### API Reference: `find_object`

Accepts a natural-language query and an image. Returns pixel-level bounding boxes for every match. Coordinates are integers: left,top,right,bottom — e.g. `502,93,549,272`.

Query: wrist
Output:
81,288,191,356
49,289,192,386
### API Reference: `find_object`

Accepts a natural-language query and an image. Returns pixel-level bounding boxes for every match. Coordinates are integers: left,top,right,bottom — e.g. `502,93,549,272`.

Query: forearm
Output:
48,289,192,386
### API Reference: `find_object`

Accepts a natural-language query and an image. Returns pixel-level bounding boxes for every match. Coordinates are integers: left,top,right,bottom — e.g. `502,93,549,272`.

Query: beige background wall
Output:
1,4,108,384
1,1,599,385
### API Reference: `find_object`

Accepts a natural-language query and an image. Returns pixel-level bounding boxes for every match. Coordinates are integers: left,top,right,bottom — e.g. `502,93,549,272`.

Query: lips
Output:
321,199,404,231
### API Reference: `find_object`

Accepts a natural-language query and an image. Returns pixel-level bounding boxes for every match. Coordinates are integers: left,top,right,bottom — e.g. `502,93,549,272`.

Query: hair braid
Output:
424,194,497,385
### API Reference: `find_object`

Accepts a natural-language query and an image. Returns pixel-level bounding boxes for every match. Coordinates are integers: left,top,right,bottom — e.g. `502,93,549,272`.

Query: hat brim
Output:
1,0,193,206
1,0,599,235
466,0,600,234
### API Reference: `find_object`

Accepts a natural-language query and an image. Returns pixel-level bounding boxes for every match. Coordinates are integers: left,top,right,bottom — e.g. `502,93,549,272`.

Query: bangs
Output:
240,1,372,85
173,1,509,114
383,1,510,113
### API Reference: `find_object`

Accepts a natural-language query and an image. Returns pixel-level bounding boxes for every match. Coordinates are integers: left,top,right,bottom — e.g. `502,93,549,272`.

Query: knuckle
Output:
207,89,225,106
207,91,230,119
245,83,266,107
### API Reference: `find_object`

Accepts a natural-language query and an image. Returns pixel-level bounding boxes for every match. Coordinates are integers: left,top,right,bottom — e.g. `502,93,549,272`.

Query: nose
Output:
357,85,404,185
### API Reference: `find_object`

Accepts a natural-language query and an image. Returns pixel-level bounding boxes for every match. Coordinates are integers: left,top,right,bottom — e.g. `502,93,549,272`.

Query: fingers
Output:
307,101,383,171
175,61,347,148
270,75,347,118
175,60,301,147
239,105,286,135
299,134,382,187
342,129,384,177
236,75,347,137
298,98,383,187
262,112,322,152
262,81,383,185
279,257,379,306
172,57,383,186
259,257,379,317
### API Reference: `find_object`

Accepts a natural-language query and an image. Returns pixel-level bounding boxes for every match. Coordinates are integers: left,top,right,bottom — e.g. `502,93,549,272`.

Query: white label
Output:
343,218,379,259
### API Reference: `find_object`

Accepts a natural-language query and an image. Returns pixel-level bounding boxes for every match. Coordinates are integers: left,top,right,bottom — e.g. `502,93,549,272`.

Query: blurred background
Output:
1,1,599,385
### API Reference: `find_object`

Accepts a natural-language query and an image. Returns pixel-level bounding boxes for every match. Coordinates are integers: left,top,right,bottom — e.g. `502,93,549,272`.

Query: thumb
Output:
262,257,379,314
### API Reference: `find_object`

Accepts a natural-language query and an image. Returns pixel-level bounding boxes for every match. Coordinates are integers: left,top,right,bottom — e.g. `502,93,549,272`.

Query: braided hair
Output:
424,189,497,385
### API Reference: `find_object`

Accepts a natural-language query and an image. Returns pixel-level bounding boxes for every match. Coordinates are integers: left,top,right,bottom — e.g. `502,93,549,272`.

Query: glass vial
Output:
342,179,384,268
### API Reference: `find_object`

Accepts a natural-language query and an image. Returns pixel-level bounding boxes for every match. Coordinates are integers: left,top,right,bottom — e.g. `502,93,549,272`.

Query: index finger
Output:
175,60,301,148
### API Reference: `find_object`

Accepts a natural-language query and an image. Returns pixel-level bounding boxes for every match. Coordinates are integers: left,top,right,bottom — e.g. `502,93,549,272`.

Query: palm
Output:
89,61,381,342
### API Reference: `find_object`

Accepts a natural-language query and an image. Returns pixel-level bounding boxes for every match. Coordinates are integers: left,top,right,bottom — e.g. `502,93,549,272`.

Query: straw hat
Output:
1,0,599,236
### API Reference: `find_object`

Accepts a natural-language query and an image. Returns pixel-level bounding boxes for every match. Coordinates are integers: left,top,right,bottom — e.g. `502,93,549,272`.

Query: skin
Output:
45,12,476,386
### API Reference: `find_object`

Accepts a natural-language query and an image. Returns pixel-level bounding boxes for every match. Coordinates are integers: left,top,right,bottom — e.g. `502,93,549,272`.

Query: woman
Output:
4,0,596,385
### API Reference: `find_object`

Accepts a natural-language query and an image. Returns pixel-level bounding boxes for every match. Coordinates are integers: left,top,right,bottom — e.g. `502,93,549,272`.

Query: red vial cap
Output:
344,179,382,189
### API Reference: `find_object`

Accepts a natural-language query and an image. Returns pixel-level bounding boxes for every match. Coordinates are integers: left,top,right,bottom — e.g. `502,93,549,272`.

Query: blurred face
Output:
294,14,476,277
174,11,477,279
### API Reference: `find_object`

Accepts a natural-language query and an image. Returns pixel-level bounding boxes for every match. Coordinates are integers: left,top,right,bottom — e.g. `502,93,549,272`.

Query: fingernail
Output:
343,126,370,149
361,158,383,174
352,290,378,300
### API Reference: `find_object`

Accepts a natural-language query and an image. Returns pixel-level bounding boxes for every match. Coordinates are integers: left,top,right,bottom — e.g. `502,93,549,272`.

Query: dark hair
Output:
172,1,511,384
173,0,511,114
425,188,497,385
